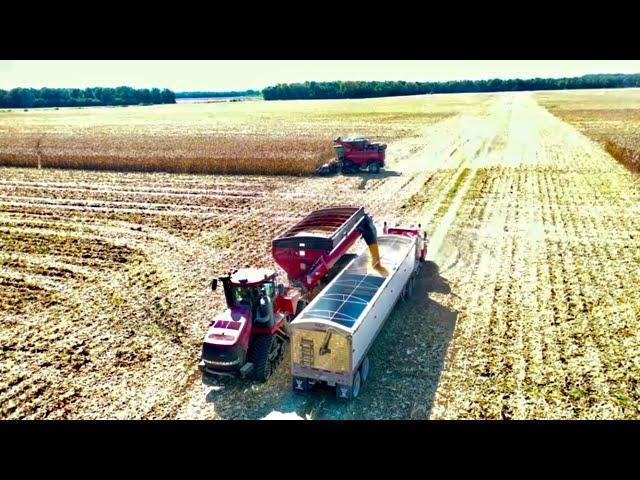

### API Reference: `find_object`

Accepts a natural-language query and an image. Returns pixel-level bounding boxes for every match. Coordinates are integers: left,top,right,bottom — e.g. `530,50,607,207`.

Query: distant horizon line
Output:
3,71,639,93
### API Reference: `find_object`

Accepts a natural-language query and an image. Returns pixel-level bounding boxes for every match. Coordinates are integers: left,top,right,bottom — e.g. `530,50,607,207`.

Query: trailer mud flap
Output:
336,384,352,400
292,376,310,393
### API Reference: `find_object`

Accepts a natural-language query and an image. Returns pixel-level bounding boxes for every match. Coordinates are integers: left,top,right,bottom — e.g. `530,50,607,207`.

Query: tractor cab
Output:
213,268,277,326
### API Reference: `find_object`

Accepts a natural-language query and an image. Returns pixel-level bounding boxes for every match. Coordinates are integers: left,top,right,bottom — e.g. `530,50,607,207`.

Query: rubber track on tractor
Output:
248,334,279,382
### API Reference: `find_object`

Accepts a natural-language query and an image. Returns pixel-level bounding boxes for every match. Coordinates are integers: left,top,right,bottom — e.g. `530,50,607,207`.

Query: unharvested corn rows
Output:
0,134,334,176
0,97,460,176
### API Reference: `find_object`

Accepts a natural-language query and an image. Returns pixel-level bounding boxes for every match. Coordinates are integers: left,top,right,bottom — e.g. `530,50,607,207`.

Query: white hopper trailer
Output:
290,225,427,400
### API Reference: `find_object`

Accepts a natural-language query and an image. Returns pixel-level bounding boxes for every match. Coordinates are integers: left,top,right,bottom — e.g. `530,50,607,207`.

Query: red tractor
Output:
316,137,387,175
199,206,380,382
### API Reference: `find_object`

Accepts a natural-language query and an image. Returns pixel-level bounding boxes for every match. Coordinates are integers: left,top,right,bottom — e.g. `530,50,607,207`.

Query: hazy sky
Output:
2,60,639,91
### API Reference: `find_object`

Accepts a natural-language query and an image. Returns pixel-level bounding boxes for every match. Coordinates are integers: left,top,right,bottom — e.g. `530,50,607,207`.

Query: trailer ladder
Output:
300,338,315,367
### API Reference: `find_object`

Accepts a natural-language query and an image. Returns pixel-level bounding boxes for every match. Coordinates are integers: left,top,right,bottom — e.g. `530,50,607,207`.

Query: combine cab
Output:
316,137,387,175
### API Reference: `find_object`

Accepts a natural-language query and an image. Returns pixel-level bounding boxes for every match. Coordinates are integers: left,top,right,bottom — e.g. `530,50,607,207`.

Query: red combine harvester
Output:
316,137,387,175
198,206,381,381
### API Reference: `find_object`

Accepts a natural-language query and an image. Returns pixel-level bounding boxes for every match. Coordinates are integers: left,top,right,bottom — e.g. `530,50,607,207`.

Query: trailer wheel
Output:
360,355,370,382
401,282,410,302
406,277,415,298
249,334,283,382
352,370,361,399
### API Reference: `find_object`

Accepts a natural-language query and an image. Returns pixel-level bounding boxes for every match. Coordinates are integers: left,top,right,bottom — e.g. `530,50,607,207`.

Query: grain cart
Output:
198,206,381,382
290,222,427,400
316,137,387,175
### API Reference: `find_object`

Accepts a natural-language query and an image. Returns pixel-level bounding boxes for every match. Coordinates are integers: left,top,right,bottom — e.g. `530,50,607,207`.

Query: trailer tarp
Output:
294,235,412,328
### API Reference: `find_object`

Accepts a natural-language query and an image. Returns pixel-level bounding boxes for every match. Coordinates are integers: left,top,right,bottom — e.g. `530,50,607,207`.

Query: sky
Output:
1,60,640,92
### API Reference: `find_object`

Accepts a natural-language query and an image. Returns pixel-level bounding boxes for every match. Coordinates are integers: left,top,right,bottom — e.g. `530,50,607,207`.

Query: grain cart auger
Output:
198,206,381,382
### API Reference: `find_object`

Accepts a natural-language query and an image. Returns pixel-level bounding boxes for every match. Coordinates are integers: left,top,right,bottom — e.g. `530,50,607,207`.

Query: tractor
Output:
203,268,286,381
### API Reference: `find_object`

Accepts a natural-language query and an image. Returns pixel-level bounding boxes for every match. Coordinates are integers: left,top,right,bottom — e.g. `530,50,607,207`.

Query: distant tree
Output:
262,74,640,100
175,90,260,98
160,88,175,104
0,86,177,109
10,88,36,108
98,88,114,104
150,88,162,103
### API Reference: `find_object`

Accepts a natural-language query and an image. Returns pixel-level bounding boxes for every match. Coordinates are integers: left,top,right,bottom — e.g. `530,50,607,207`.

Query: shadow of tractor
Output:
201,345,317,420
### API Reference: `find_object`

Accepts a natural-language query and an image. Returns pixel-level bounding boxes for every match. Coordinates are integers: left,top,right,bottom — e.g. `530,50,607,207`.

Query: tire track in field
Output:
417,99,510,269
429,93,640,419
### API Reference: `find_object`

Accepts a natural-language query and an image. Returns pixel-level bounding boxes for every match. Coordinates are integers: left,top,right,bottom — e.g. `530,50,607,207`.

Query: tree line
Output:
0,86,176,109
261,74,640,100
175,90,260,98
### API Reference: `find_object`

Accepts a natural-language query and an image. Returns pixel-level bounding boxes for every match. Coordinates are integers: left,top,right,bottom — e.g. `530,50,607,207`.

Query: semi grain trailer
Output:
290,225,427,400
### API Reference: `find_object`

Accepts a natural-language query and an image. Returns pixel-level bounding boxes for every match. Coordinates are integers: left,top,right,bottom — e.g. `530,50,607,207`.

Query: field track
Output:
1,92,639,419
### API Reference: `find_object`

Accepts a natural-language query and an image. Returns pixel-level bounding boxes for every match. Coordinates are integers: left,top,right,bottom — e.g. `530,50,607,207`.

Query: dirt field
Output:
1,90,639,419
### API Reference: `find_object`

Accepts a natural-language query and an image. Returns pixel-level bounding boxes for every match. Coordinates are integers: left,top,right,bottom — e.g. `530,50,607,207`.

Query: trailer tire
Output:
360,355,370,382
401,277,415,302
352,370,361,399
248,334,282,382
401,283,409,302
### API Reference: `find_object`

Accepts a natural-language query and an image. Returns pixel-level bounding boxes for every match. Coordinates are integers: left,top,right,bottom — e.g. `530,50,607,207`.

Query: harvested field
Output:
1,91,639,419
